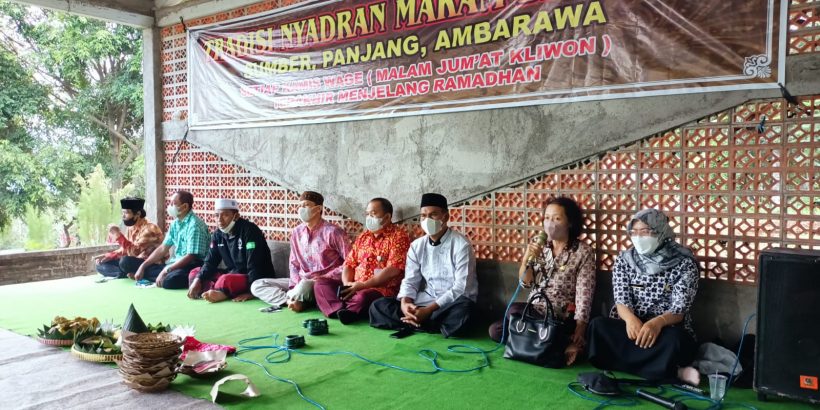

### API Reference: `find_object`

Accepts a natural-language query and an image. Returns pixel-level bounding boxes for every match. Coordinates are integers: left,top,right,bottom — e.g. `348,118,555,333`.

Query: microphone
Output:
527,232,548,265
635,389,688,410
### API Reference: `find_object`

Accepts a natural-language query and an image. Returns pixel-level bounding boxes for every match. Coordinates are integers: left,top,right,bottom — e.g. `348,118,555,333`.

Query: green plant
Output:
75,165,116,245
24,206,53,250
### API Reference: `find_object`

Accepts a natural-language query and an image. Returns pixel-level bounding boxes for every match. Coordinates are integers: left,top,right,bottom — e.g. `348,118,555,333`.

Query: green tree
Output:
0,1,143,194
0,46,47,228
0,2,144,238
75,165,118,245
0,46,89,232
24,206,54,250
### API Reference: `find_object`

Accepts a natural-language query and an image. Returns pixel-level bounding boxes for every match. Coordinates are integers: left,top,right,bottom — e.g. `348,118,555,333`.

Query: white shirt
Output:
398,228,477,308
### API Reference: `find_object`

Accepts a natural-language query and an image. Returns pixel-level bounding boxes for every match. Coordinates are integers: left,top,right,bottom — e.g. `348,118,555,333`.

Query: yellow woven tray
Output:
71,345,123,363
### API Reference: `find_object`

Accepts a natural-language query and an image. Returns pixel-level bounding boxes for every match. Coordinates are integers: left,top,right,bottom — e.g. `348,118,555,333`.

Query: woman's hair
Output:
543,196,584,241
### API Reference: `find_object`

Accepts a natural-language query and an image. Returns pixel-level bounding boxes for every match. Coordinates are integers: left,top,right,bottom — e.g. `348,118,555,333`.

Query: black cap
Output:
120,197,145,212
420,193,448,210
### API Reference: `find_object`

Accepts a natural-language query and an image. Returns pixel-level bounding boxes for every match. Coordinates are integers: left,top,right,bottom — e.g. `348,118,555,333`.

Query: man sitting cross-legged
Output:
187,199,276,303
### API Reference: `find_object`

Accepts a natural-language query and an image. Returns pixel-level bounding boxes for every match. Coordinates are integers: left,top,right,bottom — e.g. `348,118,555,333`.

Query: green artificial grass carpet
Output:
0,275,814,410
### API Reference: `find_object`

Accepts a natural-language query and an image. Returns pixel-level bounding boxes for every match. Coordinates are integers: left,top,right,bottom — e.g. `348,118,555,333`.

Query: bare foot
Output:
202,290,228,303
677,366,701,386
288,300,305,312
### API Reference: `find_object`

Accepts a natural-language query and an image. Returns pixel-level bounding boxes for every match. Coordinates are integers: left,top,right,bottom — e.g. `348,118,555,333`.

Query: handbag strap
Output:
521,292,558,323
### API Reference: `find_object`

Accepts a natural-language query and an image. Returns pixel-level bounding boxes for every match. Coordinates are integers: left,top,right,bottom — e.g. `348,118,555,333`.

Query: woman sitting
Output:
489,196,596,366
587,208,700,385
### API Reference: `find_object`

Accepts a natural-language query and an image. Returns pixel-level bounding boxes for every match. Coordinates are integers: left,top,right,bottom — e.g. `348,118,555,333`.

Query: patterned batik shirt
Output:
289,220,351,288
609,252,700,337
106,218,164,259
344,223,411,297
527,240,597,323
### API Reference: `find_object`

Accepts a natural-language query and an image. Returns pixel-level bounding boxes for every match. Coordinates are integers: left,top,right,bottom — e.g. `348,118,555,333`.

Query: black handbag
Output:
503,293,567,368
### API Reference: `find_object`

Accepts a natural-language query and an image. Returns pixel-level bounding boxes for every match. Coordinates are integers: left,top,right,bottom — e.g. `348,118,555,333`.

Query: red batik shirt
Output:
344,223,411,297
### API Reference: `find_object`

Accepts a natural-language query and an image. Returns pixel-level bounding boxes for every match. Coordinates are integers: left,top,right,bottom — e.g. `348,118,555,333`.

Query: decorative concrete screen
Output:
163,94,820,284
789,0,820,54
185,0,784,128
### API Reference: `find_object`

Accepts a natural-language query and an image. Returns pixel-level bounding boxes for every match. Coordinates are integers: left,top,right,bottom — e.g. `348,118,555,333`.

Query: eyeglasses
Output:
628,228,654,237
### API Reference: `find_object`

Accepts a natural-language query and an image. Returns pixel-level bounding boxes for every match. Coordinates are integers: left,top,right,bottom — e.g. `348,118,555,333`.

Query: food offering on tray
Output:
35,316,95,347
70,319,123,363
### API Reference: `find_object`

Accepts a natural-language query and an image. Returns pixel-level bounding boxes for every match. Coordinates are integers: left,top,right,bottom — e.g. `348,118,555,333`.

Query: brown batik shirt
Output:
526,240,597,323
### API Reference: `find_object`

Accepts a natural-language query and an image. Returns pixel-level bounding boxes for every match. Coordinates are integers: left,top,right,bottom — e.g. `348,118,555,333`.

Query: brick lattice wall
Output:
163,94,820,284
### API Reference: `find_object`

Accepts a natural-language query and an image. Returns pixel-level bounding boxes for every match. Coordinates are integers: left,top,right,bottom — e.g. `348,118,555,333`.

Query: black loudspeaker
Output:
755,248,820,404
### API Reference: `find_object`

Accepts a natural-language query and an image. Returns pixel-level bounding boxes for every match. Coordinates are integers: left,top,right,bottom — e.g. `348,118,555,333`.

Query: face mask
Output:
365,215,384,232
219,219,236,234
543,220,568,241
167,204,179,218
420,217,443,236
632,235,660,255
123,217,137,227
298,206,314,223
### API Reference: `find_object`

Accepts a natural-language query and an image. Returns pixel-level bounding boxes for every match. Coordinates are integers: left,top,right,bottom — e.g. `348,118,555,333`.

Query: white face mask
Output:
298,206,314,223
167,204,179,218
365,215,384,232
219,219,236,234
632,236,660,255
420,217,443,236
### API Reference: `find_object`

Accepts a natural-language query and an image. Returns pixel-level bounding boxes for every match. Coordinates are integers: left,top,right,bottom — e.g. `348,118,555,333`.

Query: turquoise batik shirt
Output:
162,211,210,264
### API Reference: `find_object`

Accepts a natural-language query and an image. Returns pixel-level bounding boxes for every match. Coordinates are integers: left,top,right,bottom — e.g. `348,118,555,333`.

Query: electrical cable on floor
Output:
668,313,759,410
232,281,526,408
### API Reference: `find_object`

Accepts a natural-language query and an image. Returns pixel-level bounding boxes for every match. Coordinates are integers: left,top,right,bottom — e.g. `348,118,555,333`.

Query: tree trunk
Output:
59,219,75,248
109,129,123,192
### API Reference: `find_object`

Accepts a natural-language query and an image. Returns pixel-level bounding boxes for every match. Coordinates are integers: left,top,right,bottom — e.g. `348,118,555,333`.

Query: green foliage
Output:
0,45,51,228
0,1,144,233
0,138,90,230
75,165,116,245
12,7,145,186
126,154,146,199
0,48,46,146
24,206,54,250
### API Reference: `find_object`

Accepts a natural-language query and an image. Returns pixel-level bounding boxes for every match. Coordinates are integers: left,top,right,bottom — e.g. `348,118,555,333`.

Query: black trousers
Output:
96,256,148,278
586,316,697,381
96,259,125,278
136,259,202,289
118,256,147,277
369,296,474,338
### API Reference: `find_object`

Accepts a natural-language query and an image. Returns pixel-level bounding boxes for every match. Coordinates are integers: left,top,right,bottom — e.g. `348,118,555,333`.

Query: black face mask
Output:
123,218,137,227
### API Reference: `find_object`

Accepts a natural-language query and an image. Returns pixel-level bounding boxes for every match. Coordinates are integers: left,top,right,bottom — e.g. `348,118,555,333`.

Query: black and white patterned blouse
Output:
609,253,699,337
